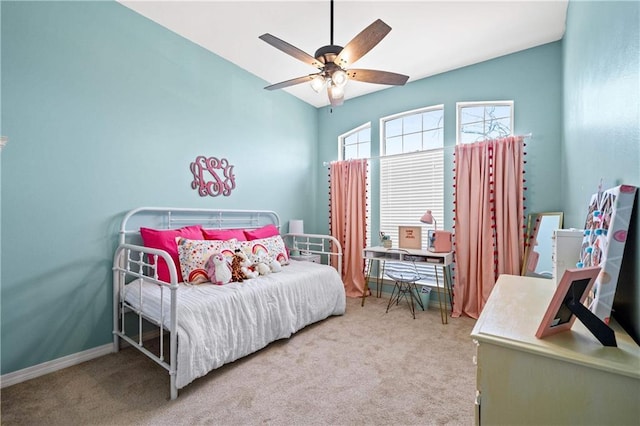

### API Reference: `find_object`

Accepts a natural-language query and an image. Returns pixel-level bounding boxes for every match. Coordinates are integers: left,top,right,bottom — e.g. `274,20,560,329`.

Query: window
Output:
457,101,513,144
339,123,372,247
341,123,371,160
380,106,444,285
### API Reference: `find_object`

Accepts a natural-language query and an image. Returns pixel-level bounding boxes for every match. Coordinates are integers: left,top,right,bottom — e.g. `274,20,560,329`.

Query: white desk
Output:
362,246,453,324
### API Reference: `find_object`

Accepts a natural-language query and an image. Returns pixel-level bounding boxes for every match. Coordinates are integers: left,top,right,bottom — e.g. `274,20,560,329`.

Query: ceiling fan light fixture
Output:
310,75,326,92
331,69,348,88
328,83,345,101
260,0,408,107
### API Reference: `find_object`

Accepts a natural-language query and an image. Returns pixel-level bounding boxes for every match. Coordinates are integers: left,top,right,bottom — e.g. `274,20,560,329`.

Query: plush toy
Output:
238,250,259,278
205,253,232,285
230,249,258,282
230,251,248,282
253,253,271,276
268,258,282,273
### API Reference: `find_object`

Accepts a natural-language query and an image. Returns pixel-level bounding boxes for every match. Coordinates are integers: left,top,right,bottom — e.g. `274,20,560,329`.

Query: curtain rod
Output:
323,133,532,166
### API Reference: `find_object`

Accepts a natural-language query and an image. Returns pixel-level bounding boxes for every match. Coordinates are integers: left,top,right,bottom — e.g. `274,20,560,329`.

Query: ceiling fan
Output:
259,0,409,107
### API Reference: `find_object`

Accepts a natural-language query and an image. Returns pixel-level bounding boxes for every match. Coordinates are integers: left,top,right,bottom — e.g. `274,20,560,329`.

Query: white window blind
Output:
380,150,444,255
380,150,444,285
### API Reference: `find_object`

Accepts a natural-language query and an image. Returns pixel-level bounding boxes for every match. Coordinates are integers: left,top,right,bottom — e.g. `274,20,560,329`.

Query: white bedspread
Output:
124,260,346,389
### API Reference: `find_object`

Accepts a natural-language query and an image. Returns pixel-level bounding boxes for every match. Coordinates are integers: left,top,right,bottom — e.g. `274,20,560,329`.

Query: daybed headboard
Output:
117,207,342,274
119,207,281,245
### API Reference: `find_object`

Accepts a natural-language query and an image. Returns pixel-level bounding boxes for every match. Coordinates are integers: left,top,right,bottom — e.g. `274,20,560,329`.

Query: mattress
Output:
124,260,346,389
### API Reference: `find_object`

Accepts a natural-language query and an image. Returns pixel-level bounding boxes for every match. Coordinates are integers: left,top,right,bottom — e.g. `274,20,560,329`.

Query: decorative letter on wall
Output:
190,156,236,197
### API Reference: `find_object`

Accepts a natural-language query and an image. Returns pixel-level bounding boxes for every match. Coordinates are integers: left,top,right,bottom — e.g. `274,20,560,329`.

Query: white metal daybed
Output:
112,207,345,400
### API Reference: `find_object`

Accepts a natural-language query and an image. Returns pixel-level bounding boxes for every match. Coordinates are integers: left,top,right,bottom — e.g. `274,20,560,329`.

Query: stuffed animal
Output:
253,253,271,276
205,253,232,285
268,258,282,273
230,251,248,282
236,249,258,279
230,249,258,282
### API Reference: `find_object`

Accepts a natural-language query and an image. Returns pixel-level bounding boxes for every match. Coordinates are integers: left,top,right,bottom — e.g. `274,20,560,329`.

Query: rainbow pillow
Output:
176,237,237,284
238,235,289,266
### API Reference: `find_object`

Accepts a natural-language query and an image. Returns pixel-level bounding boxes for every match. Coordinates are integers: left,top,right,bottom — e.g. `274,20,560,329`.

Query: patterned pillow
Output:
177,238,238,284
238,235,289,266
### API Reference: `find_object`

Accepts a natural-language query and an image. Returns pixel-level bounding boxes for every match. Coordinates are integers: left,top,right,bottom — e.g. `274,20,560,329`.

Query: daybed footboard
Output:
112,243,180,400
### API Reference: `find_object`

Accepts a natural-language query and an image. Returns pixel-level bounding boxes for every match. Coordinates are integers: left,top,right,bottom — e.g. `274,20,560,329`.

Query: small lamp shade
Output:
310,75,325,93
289,220,304,235
331,69,348,87
420,210,437,230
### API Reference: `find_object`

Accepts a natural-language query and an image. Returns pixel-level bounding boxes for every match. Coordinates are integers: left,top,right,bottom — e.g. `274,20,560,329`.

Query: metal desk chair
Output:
384,249,425,319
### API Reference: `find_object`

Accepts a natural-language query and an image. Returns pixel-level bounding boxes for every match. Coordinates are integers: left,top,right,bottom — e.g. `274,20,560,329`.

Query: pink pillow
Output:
244,224,280,240
139,225,203,283
202,228,247,241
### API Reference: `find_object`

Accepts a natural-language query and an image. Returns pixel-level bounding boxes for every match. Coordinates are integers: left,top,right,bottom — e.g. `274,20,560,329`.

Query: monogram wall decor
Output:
190,156,236,197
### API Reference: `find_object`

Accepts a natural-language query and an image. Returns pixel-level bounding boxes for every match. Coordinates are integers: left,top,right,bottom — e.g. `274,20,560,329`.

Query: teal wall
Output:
562,1,639,333
316,42,563,240
1,1,318,375
562,1,639,226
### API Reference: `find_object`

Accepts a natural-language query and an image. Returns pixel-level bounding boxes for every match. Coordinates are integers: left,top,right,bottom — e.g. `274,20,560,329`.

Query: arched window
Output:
380,105,444,252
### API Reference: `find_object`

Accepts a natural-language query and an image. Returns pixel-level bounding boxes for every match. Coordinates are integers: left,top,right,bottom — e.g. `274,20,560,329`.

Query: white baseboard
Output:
1,330,166,389
1,343,114,389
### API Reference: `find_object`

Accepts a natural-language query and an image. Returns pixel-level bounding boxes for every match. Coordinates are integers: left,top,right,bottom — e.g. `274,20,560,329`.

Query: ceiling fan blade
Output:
259,33,324,69
264,75,315,91
335,19,391,68
347,69,409,86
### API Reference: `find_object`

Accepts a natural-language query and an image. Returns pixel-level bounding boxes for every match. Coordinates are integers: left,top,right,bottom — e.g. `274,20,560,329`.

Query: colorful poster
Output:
579,185,637,323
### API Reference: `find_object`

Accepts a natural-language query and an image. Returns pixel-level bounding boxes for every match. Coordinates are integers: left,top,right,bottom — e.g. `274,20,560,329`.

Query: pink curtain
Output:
329,159,368,298
452,136,525,318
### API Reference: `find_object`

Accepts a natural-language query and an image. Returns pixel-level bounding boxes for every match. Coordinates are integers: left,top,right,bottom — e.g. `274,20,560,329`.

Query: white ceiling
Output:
118,0,568,108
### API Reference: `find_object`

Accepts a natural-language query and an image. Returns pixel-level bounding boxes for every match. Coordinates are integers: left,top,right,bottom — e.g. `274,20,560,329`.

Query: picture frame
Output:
398,226,422,250
535,266,616,346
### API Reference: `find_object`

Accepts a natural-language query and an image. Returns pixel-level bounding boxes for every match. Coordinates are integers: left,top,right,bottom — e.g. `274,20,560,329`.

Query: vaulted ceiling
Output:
119,1,569,107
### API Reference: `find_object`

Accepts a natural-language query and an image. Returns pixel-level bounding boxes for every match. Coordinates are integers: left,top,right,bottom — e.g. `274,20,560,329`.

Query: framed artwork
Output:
398,226,422,250
579,185,637,323
536,266,616,346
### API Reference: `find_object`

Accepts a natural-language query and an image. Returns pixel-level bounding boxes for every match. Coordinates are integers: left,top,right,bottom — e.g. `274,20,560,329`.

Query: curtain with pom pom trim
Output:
452,135,525,318
329,159,368,297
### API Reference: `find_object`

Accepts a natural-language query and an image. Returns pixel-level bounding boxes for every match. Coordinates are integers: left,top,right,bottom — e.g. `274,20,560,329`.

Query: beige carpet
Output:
1,296,478,425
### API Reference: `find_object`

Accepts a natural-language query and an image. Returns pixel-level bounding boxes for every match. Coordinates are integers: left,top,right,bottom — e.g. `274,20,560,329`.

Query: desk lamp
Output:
289,220,304,256
420,210,452,253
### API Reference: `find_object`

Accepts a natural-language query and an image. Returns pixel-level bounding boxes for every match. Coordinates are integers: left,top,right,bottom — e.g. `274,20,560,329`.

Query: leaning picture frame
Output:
398,226,422,250
535,266,616,346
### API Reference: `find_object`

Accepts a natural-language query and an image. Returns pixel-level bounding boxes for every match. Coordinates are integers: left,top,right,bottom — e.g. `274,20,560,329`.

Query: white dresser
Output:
471,274,640,425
